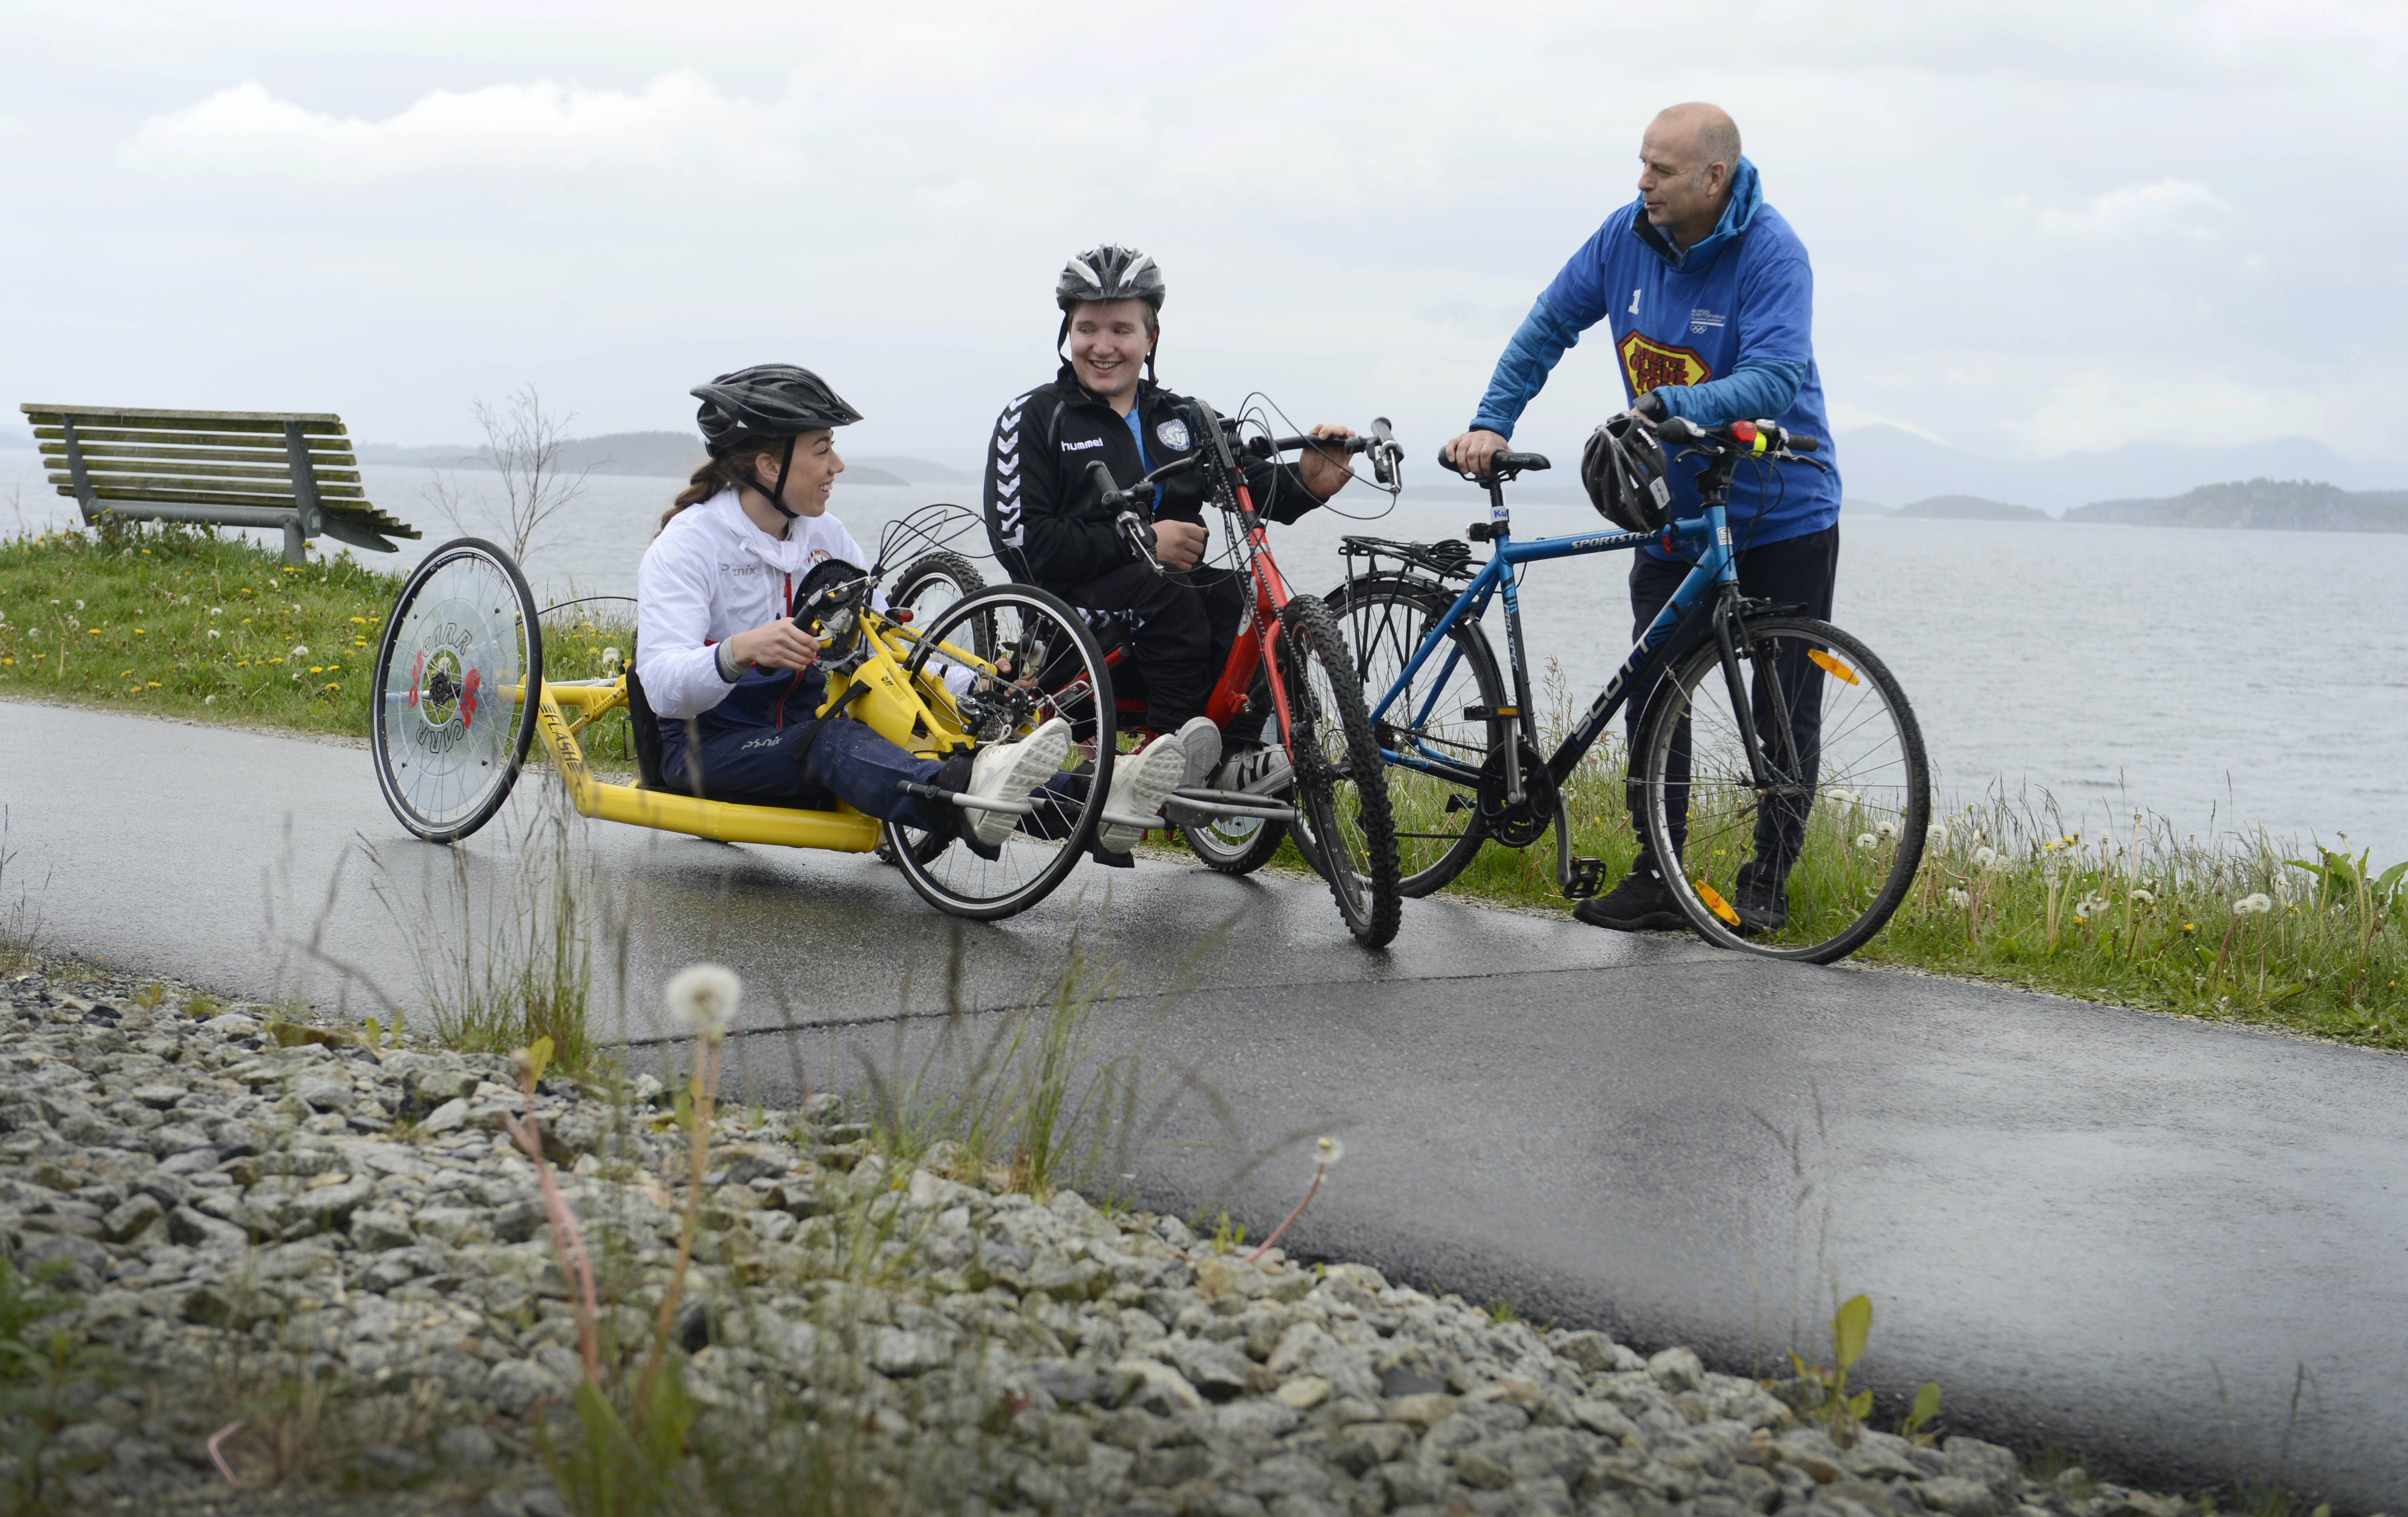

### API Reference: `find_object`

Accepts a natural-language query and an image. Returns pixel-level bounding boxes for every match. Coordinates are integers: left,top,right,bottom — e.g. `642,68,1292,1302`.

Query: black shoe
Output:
926,754,1001,860
1732,859,1789,935
1572,864,1686,932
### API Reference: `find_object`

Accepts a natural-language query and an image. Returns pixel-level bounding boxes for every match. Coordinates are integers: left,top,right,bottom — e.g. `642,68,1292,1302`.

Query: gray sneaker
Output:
1214,744,1293,796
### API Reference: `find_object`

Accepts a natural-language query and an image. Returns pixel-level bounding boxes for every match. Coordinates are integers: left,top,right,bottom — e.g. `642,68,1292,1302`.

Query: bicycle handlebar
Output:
1657,416,1823,459
1436,445,1551,480
1239,417,1405,491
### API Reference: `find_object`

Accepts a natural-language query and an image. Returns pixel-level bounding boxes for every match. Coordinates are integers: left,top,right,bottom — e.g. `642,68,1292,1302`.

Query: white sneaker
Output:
1096,733,1189,854
966,718,1072,848
1171,715,1222,790
1214,743,1292,796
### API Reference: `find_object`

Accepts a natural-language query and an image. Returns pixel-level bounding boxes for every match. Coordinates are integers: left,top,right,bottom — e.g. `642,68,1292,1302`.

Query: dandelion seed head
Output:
666,963,742,1042
290,644,309,658
1316,1136,1345,1167
2129,889,2155,905
1972,846,2000,870
1856,833,1877,850
1946,887,1971,910
2234,894,2274,916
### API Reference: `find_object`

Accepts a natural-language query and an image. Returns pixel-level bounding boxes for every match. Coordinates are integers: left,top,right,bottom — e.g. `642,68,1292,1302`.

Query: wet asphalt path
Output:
5,700,2405,1510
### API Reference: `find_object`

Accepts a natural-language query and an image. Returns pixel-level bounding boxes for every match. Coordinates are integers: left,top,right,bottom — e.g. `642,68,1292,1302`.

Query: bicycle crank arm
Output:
1551,794,1605,899
1163,786,1299,824
894,780,1037,817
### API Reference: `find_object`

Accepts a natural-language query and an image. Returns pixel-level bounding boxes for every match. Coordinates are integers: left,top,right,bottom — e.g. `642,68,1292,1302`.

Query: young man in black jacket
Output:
984,244,1356,854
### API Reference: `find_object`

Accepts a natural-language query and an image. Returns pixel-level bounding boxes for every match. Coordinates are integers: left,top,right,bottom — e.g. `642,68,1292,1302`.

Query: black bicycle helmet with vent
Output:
689,364,863,521
1055,245,1167,378
1582,412,1675,534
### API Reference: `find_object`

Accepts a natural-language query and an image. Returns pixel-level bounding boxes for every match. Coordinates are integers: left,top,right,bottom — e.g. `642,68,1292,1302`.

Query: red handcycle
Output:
1066,400,1407,947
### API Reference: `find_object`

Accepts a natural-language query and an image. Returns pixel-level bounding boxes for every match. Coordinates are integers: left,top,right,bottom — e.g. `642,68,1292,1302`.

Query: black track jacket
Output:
984,365,1318,594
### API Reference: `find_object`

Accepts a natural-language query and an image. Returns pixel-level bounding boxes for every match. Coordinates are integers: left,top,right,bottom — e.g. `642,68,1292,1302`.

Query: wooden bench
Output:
21,403,422,564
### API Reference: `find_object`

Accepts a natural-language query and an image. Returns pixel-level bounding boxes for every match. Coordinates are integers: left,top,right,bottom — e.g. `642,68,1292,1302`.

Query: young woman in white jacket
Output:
634,365,1068,851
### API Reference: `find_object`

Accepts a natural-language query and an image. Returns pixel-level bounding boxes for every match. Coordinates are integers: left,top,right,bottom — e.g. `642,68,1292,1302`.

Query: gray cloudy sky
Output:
5,1,2402,469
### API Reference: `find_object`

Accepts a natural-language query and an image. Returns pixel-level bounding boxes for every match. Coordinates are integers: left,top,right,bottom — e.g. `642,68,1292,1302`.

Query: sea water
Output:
8,455,2404,864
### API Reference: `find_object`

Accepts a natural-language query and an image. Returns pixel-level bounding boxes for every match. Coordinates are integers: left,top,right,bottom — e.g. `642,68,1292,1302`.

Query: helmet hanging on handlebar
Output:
1582,412,1675,534
1055,244,1167,380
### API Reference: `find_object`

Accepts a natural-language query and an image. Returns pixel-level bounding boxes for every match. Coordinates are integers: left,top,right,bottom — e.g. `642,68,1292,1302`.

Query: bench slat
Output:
50,476,370,504
53,458,366,485
31,425,356,458
22,405,346,435
38,437,353,466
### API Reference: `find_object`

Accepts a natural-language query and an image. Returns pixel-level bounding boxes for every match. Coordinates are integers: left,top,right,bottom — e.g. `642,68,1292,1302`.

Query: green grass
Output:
0,521,633,756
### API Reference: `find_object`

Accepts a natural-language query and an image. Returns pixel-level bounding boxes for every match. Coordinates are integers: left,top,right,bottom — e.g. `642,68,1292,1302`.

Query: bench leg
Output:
282,519,306,565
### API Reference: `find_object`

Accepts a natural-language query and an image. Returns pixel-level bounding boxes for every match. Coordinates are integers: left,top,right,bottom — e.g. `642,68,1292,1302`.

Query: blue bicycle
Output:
1327,416,1930,962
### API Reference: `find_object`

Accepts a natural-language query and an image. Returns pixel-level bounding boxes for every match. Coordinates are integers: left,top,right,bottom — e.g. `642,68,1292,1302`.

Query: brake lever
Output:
1369,417,1401,491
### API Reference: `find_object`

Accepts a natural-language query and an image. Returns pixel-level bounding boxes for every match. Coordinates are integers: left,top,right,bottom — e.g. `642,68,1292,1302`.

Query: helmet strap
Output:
758,434,799,524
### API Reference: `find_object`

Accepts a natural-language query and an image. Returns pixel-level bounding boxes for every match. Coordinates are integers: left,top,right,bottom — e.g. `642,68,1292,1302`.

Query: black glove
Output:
1632,390,1668,422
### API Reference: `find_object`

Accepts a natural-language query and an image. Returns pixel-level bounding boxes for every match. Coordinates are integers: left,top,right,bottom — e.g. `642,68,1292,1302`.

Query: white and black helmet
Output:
690,364,862,521
1055,245,1167,378
1582,412,1675,534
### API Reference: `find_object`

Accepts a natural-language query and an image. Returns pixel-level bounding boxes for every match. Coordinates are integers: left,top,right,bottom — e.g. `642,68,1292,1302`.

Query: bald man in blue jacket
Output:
1446,102,1843,937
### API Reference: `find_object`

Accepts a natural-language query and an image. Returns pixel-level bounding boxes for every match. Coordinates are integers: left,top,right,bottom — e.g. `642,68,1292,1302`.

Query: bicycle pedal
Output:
1444,791,1470,813
1563,857,1606,900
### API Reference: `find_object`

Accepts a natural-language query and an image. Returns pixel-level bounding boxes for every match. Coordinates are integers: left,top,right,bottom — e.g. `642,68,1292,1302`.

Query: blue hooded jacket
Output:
1469,156,1840,550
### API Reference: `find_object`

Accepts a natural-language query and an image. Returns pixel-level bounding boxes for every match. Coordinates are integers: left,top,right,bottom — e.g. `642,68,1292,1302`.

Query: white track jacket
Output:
634,489,871,721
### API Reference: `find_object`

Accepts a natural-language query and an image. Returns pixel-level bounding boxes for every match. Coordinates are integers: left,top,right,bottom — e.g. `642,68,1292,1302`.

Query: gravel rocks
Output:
0,963,2226,1517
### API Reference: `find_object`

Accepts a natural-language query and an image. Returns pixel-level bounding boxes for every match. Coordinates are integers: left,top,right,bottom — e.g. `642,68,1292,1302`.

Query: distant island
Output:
1842,498,1894,515
2065,478,2408,533
352,431,972,488
1896,495,2052,522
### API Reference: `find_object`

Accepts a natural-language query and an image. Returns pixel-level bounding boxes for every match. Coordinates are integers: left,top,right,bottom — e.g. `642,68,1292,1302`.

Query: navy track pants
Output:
659,715,948,826
1624,523,1838,871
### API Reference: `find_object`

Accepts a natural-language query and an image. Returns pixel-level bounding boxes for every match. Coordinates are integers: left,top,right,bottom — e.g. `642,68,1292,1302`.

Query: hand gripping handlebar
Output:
1242,419,1406,491
1436,444,1551,482
1084,458,1165,573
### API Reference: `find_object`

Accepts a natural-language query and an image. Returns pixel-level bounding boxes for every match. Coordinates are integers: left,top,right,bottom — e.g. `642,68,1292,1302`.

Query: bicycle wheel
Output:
1635,614,1928,962
886,550,986,624
1325,573,1505,897
370,538,543,843
1179,773,1289,875
886,583,1116,920
1277,594,1402,948
875,551,991,869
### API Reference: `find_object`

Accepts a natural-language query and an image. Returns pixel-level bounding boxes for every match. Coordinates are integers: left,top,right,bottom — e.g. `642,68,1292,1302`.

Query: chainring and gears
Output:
1477,745,1557,848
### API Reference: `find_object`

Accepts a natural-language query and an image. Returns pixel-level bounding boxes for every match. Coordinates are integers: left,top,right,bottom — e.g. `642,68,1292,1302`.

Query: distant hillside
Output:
1842,498,1894,515
355,431,708,478
1897,495,2051,522
2065,478,2408,533
1837,424,2402,512
352,432,960,487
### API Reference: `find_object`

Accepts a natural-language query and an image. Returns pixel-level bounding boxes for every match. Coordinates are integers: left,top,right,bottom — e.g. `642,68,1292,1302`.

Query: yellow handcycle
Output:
366,524,1120,919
